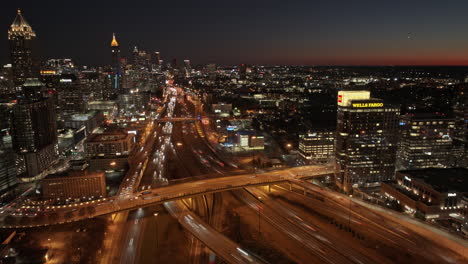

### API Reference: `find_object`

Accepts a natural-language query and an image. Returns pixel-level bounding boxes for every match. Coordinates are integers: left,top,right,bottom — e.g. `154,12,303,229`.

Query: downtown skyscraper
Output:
110,33,121,89
335,91,399,192
11,79,58,178
8,9,39,89
7,10,58,179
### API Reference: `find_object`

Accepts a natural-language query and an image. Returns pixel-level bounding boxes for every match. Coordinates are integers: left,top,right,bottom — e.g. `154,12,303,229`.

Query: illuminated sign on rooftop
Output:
351,102,384,108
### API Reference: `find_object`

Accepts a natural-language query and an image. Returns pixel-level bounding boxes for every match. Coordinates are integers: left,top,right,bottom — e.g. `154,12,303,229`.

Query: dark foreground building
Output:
11,80,58,178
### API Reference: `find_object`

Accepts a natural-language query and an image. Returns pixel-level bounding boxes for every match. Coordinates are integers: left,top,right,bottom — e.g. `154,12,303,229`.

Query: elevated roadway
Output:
165,200,266,264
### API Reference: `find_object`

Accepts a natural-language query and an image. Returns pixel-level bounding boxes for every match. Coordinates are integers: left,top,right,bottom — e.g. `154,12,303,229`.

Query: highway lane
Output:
278,181,467,263
99,211,129,264
117,86,179,263
164,200,266,264
118,208,147,264
232,188,358,264
245,186,392,264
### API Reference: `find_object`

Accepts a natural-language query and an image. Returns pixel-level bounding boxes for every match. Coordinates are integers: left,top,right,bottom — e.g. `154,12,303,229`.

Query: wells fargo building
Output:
335,91,399,191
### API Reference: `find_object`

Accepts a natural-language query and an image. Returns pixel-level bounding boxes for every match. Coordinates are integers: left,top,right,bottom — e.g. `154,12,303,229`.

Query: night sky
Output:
2,0,468,66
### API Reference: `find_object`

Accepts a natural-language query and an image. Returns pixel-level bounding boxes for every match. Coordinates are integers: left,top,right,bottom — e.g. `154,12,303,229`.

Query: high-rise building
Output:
110,33,121,89
56,74,87,119
153,52,161,65
183,59,192,77
8,9,39,88
299,129,335,164
335,90,399,191
239,64,247,80
11,79,58,178
0,102,18,192
398,114,455,170
0,146,18,193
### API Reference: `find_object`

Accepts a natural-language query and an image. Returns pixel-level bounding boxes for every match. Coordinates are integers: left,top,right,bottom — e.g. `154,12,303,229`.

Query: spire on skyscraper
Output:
9,8,36,39
111,33,119,47
9,8,39,87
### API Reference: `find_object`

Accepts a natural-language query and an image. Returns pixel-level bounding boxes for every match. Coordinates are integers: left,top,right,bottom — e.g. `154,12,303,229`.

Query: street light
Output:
257,197,262,239
154,212,159,250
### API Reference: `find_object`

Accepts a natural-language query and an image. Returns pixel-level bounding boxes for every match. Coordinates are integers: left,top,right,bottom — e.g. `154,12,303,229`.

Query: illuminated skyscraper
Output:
11,79,58,178
335,91,399,192
183,59,191,77
110,33,121,89
8,9,39,88
398,114,455,170
154,52,161,65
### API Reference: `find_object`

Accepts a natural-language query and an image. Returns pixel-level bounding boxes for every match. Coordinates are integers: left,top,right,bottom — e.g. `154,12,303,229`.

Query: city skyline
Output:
3,1,468,66
0,2,466,263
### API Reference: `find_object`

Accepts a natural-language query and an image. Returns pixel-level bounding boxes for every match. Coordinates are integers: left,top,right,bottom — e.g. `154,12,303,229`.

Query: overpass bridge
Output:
0,166,335,229
165,200,266,264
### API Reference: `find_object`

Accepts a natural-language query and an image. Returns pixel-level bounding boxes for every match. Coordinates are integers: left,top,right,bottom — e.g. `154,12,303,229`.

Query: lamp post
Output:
257,197,262,239
154,212,159,249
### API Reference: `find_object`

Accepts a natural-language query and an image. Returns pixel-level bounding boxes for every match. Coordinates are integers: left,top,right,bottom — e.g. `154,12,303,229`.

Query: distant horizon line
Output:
5,60,468,68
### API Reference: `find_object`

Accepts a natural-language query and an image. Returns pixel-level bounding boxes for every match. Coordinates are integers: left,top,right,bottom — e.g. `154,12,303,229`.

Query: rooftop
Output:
45,170,104,180
402,113,453,121
10,9,33,32
399,168,468,194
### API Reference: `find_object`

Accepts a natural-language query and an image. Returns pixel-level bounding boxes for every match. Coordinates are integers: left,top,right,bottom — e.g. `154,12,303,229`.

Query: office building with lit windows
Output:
299,129,335,164
11,80,58,178
335,91,399,191
110,33,121,89
85,128,134,171
85,128,134,158
398,114,455,170
42,170,106,200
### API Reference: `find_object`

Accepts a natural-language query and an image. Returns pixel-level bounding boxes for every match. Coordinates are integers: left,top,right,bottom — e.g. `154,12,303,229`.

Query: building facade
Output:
11,90,58,178
85,129,134,157
299,129,335,164
8,9,39,88
398,114,455,170
381,169,468,220
335,91,399,191
110,33,121,89
42,170,106,200
0,137,18,193
64,111,105,135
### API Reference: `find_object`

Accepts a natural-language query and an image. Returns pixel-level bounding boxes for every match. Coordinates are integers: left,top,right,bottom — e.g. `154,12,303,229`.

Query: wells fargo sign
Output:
351,102,383,108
